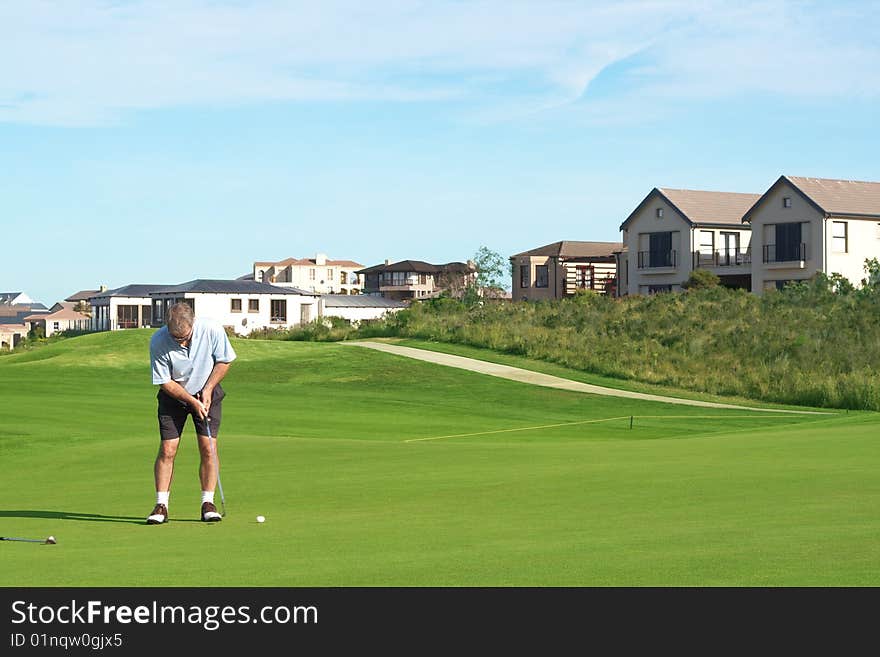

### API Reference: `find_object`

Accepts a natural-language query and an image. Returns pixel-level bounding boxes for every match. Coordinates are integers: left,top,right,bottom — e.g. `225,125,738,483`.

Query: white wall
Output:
184,293,319,335
321,305,403,323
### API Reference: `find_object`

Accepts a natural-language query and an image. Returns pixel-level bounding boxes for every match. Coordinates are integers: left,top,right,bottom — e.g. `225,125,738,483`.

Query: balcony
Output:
694,249,751,269
762,243,807,269
637,250,677,272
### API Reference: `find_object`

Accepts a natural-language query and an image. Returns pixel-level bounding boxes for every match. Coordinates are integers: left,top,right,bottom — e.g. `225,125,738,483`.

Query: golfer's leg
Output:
197,434,217,492
154,438,179,492
197,434,222,521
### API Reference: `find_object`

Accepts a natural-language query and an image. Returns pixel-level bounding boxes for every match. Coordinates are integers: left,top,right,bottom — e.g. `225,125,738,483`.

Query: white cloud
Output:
0,0,878,125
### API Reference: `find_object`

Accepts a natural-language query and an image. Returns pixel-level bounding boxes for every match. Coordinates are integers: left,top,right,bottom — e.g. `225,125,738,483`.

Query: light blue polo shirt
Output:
150,318,237,394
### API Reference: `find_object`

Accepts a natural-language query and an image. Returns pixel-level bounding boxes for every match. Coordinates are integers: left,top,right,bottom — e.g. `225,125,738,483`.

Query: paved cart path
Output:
345,341,831,415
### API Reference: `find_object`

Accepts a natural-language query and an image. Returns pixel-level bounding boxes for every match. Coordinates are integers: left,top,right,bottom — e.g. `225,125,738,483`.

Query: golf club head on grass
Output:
2,536,56,545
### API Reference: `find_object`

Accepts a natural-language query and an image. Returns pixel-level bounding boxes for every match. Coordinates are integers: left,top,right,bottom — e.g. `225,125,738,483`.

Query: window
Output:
783,197,792,208
832,221,848,253
520,265,530,288
271,299,287,322
309,268,316,280
656,208,664,218
647,231,674,267
648,284,673,294
257,270,265,282
340,271,348,284
141,304,152,327
248,299,260,313
53,322,60,331
116,305,139,329
327,269,334,281
575,265,593,289
699,230,715,265
774,222,803,262
231,298,242,313
535,265,549,288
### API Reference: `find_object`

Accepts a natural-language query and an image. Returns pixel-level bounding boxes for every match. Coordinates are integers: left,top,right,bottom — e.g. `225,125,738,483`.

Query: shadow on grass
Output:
0,510,201,525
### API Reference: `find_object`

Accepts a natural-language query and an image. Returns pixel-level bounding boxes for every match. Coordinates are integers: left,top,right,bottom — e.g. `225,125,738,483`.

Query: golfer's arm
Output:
160,380,202,409
203,361,231,395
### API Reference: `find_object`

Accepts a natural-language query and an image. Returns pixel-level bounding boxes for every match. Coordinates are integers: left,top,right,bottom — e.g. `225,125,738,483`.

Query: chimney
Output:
315,253,327,266
384,259,391,266
99,285,108,292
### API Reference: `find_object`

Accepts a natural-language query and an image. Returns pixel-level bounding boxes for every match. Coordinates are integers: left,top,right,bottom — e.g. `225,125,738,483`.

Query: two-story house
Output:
618,187,761,295
742,176,880,293
253,254,364,295
510,241,622,301
357,260,478,301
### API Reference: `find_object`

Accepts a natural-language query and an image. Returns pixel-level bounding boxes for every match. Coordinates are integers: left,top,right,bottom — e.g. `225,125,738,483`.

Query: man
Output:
147,302,236,524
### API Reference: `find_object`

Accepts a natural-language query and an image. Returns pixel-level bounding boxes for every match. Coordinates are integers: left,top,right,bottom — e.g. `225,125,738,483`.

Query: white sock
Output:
156,491,170,507
201,491,215,504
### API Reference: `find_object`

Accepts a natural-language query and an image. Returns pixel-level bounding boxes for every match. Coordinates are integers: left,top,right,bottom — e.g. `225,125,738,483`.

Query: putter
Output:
205,417,227,517
2,536,56,545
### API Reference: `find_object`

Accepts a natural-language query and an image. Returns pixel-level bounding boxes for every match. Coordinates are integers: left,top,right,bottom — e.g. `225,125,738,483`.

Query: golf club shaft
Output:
205,418,226,516
1,536,48,543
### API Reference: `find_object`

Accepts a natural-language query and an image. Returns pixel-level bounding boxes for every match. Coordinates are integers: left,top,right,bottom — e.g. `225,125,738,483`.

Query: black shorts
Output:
157,385,225,440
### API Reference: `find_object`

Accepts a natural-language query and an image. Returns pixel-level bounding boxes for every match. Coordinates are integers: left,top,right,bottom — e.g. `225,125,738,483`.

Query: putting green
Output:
1,331,877,586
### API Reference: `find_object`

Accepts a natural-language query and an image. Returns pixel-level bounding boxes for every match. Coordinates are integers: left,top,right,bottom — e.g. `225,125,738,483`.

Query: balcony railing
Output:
637,250,677,269
694,248,751,268
763,243,806,263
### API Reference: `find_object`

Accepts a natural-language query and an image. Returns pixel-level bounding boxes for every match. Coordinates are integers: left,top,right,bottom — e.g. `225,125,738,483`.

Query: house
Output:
252,254,365,295
320,294,406,324
0,292,36,306
618,187,761,295
23,302,91,337
65,289,101,314
356,260,478,301
149,279,320,336
742,176,880,293
0,293,48,348
0,323,27,350
89,284,162,331
510,241,622,301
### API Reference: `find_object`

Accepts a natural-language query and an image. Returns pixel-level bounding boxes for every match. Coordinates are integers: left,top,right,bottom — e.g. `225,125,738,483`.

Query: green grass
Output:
1,330,878,586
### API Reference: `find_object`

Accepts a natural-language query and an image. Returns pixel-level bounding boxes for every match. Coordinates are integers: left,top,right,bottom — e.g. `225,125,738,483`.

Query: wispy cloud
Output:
0,1,878,125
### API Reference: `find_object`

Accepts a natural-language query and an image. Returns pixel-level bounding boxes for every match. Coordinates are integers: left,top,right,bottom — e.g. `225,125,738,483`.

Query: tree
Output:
472,246,509,292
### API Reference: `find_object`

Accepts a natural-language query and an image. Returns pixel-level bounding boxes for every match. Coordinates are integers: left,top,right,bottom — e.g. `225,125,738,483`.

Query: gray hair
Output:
166,302,194,336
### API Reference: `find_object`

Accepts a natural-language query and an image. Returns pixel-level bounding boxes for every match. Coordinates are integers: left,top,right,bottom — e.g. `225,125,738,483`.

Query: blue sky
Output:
2,0,879,304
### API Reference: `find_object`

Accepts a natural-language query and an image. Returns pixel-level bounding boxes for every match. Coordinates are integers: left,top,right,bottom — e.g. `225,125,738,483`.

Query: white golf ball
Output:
256,515,265,523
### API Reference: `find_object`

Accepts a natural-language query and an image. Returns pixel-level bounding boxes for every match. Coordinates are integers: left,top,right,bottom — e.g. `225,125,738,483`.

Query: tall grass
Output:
341,277,880,410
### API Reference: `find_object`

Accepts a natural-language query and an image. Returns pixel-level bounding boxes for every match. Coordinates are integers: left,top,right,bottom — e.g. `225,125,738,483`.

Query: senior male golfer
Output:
147,302,236,524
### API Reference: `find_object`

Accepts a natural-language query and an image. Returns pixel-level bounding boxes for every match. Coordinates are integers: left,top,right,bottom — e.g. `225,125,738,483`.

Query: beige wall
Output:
749,181,825,293
511,255,563,301
622,196,688,295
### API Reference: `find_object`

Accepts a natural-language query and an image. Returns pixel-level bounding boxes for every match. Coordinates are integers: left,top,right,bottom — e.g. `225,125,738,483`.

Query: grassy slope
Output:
0,331,877,586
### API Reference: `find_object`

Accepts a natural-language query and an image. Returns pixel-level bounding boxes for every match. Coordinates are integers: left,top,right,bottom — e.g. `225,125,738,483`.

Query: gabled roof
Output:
65,290,101,302
357,260,438,274
90,284,164,299
621,188,760,230
511,240,623,259
254,257,365,268
150,279,317,296
742,175,880,222
0,292,33,305
356,260,477,274
24,303,90,322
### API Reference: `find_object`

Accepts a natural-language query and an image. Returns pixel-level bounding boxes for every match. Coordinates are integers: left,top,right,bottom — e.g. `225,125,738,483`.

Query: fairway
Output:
1,331,878,586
